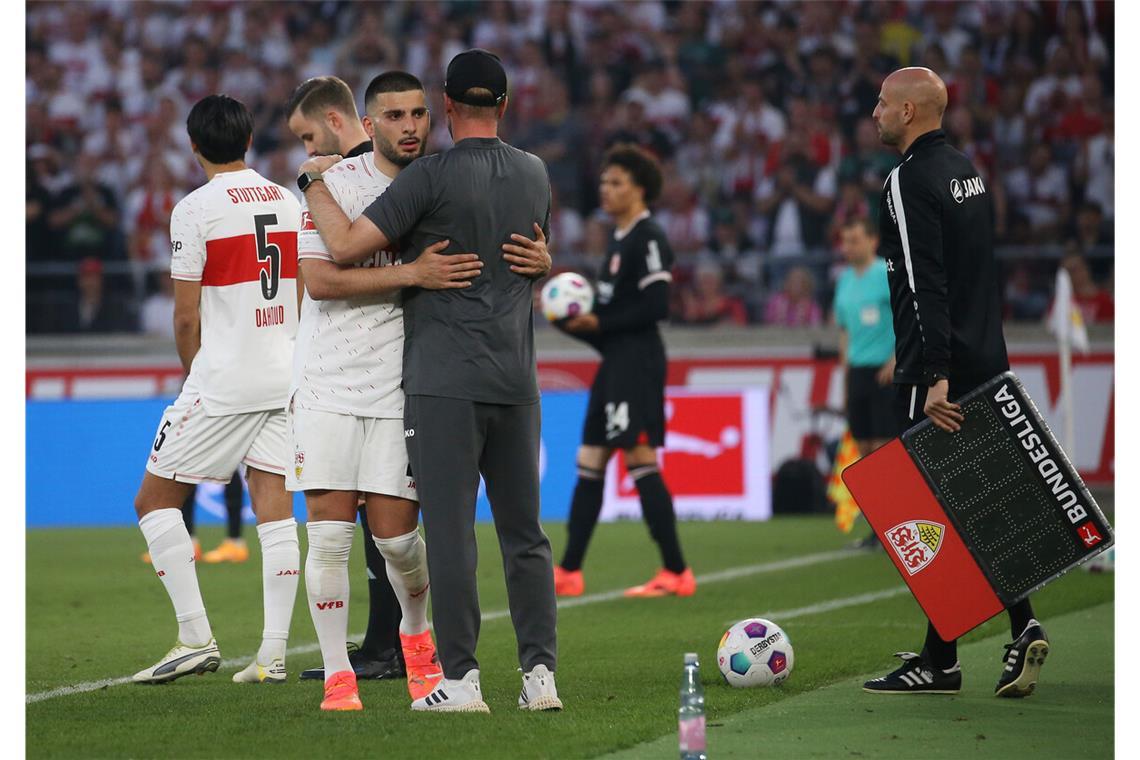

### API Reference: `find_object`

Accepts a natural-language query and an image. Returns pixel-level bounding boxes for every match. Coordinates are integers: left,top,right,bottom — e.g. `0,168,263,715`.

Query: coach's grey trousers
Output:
404,395,558,679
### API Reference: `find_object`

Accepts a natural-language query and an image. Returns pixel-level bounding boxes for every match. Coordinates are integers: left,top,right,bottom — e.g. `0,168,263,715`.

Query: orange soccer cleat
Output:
400,628,444,701
553,566,584,597
321,670,363,711
202,538,249,564
623,567,697,598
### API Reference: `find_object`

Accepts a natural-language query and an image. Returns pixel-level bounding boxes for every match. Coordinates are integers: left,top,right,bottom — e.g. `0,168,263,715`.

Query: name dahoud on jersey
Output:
950,176,986,204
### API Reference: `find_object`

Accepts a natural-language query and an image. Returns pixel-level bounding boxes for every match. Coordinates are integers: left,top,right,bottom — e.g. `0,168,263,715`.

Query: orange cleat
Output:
400,628,444,701
321,670,363,711
202,538,249,564
553,566,584,597
623,567,697,598
141,538,201,564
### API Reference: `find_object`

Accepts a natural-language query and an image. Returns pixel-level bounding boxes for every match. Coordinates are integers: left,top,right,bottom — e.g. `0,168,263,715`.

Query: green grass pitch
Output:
27,516,1113,758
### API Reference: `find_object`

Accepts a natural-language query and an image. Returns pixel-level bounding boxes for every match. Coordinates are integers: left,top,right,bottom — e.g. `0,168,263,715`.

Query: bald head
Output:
886,67,948,118
873,67,948,153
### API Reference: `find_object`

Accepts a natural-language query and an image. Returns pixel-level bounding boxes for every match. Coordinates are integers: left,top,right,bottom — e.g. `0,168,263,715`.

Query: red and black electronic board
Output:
842,372,1113,641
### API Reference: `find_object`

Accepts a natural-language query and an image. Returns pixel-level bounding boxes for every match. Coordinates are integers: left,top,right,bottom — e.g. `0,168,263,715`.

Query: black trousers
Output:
404,395,557,679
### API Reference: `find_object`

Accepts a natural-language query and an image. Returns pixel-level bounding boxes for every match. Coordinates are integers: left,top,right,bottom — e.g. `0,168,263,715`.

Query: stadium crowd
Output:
26,0,1114,333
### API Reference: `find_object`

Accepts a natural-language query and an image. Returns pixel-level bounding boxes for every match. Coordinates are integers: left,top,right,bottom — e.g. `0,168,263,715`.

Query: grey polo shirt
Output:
362,137,551,405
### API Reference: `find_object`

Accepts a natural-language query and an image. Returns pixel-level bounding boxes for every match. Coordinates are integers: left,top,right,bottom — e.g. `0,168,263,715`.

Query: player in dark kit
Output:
862,67,1048,698
555,144,695,599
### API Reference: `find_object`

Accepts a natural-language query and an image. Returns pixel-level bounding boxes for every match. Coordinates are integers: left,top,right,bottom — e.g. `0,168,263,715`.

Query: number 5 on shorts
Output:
153,420,172,452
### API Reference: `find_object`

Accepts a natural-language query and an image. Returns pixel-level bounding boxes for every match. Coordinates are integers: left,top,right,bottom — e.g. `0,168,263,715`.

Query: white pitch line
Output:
27,548,865,705
725,586,910,627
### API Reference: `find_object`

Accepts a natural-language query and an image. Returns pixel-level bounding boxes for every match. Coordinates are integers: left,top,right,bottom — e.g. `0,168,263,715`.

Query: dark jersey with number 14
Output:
574,210,674,448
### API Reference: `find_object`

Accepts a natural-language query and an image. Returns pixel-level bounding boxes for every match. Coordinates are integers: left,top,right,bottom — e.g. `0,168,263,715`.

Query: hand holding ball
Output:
541,272,595,322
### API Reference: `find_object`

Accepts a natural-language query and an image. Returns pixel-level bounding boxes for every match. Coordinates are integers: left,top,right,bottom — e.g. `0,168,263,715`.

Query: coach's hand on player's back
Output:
501,223,551,278
924,379,964,433
408,239,483,290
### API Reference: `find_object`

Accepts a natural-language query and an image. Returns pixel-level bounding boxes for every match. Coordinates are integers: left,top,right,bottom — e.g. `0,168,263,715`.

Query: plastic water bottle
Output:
679,652,707,760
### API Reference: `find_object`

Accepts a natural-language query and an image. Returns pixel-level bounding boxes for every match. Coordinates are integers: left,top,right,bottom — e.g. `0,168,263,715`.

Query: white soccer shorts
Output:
145,392,288,484
285,405,417,501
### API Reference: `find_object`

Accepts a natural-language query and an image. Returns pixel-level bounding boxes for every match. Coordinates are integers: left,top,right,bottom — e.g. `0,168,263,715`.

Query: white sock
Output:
256,518,299,663
139,508,212,647
305,520,355,677
374,529,430,635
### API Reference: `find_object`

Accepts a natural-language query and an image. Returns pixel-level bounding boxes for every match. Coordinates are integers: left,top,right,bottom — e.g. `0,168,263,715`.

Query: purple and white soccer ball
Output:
717,617,795,688
540,272,595,322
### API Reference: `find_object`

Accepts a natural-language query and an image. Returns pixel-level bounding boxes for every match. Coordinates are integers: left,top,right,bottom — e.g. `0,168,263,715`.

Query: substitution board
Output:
842,372,1113,641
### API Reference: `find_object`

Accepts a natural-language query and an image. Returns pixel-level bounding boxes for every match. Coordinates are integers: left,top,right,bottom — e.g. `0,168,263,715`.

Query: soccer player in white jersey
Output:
292,70,551,711
292,71,464,712
132,95,303,685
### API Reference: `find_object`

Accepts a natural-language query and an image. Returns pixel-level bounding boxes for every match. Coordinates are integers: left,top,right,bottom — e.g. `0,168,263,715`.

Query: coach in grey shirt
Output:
299,50,561,713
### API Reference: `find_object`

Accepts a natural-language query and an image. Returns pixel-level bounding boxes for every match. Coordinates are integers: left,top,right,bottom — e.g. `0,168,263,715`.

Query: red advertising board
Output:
26,350,1114,484
536,352,1113,485
601,389,770,521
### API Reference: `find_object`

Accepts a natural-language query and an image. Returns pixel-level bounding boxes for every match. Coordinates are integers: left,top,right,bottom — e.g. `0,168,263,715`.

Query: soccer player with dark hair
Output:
291,69,509,711
554,143,695,599
286,74,417,685
863,67,1048,698
132,94,302,684
298,49,559,713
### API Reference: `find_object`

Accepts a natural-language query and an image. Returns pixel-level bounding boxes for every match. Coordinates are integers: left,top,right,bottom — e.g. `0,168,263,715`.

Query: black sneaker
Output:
299,643,406,681
995,620,1049,698
863,652,961,694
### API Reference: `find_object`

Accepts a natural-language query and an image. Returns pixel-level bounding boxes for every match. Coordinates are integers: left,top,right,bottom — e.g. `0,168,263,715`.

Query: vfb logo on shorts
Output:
885,520,945,575
294,451,304,479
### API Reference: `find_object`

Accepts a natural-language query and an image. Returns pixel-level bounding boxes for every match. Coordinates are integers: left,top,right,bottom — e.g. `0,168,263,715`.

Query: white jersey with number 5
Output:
292,153,404,419
170,168,300,416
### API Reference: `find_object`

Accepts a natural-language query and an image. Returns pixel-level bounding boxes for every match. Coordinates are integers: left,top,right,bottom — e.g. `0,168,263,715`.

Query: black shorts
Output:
846,366,898,440
582,353,666,449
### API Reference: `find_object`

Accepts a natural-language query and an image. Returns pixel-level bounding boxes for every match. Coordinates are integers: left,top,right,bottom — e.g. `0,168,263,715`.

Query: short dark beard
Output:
878,126,900,147
376,135,425,167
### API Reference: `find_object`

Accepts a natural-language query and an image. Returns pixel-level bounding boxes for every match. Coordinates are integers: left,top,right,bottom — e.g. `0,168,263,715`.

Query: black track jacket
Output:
878,129,1009,391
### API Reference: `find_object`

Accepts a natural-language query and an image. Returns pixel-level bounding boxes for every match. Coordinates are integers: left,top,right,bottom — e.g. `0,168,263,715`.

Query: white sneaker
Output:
132,640,221,684
519,664,562,711
232,657,286,684
410,668,490,713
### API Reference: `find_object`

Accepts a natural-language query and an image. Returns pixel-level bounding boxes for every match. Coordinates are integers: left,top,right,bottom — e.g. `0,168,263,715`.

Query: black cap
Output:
444,49,508,106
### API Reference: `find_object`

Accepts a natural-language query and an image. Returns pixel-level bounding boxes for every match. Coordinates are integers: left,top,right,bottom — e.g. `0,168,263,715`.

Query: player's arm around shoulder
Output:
298,154,390,264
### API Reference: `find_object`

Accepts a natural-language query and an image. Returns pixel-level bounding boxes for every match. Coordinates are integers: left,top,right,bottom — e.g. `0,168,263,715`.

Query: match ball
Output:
540,272,594,322
717,618,795,688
